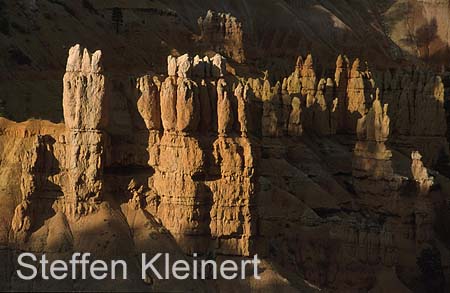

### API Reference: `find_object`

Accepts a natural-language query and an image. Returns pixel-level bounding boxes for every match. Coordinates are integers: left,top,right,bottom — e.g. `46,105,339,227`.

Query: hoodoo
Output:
1,1,450,292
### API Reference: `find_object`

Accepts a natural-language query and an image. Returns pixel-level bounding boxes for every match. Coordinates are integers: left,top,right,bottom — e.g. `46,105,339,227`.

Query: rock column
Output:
63,44,109,216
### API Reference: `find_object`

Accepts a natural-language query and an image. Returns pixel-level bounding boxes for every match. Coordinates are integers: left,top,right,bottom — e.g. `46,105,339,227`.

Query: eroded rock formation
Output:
63,45,110,215
379,68,449,165
411,151,434,195
198,10,245,63
2,45,450,292
128,75,161,131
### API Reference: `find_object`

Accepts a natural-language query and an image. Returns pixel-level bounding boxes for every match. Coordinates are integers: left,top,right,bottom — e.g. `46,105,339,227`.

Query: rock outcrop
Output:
134,75,161,130
4,1,450,291
353,91,398,203
2,45,450,293
160,77,178,131
176,79,200,132
63,45,110,215
217,79,233,135
176,53,192,79
288,97,303,136
211,53,227,78
350,89,439,289
379,68,448,166
63,45,107,130
12,136,52,241
250,54,450,170
198,10,245,63
167,55,177,77
411,151,434,195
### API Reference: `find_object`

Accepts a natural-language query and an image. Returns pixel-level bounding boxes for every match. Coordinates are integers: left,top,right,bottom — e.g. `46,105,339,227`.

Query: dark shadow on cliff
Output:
104,72,157,208
1,0,432,124
24,135,62,235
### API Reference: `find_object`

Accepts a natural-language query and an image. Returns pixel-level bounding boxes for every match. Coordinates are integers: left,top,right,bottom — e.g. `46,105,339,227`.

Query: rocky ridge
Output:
0,44,450,292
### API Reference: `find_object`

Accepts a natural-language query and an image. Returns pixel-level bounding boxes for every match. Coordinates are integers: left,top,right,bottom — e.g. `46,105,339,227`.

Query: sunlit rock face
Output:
198,10,245,64
1,36,450,293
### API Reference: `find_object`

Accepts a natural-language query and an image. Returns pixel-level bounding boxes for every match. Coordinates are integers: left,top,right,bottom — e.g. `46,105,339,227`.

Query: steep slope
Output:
2,0,450,123
2,1,450,291
1,41,450,291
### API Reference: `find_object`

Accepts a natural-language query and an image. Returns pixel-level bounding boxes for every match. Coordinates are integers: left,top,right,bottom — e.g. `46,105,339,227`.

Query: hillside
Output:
1,0,450,122
1,1,450,292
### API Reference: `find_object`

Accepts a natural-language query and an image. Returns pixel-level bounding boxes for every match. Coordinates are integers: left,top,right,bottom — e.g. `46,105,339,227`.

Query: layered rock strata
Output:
115,52,257,256
2,45,450,292
244,53,449,169
63,45,110,215
198,10,245,63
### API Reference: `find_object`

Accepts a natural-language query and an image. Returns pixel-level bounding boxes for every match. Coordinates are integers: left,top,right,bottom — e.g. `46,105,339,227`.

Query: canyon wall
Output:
1,44,450,292
5,0,450,124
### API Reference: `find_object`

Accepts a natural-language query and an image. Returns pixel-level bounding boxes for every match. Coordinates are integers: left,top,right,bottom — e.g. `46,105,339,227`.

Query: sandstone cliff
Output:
1,41,450,292
4,0,450,125
198,10,245,64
